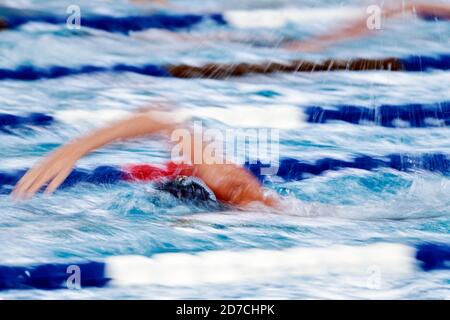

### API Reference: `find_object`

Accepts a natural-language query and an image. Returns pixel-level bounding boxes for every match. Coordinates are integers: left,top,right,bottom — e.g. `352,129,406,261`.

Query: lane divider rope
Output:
1,153,449,193
0,55,449,82
0,243,448,290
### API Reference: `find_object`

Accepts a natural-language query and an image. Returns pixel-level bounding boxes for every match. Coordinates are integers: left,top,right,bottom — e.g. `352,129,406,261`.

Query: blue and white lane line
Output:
2,12,226,33
0,55,449,81
2,101,450,132
0,243,448,290
0,112,54,131
1,6,446,33
246,153,450,182
304,102,450,128
0,7,362,32
1,153,450,193
0,7,370,33
0,63,170,81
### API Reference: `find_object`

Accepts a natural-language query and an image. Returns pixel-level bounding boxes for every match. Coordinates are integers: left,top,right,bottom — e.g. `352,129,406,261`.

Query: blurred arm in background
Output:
283,1,450,52
133,1,450,52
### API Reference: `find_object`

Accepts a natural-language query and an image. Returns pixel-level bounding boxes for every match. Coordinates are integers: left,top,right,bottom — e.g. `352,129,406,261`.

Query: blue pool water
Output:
0,0,449,299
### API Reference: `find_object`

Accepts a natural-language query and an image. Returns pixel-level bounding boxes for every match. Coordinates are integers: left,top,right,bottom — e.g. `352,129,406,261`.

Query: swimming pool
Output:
0,0,449,299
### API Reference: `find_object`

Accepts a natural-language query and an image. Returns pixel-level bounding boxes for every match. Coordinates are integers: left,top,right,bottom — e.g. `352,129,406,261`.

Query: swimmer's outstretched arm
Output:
284,2,450,52
13,110,279,208
12,111,174,199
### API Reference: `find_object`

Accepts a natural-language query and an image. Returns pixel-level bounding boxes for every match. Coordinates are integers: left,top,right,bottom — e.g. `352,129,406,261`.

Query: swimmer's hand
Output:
12,111,176,200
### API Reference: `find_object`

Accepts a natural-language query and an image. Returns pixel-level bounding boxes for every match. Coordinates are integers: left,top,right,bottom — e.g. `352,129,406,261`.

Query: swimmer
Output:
12,108,280,208
283,1,450,52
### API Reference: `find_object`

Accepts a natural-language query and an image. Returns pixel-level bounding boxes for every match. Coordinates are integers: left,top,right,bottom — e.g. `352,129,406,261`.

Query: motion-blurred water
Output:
0,0,449,299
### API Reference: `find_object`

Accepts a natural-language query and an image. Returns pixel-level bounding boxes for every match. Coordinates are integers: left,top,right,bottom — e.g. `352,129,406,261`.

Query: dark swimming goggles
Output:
154,176,218,206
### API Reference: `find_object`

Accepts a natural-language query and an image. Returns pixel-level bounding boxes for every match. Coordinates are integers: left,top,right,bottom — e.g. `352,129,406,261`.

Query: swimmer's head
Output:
155,175,217,204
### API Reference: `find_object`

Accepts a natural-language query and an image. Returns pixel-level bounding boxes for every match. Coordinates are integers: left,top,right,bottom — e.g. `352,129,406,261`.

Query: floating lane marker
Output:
2,101,450,133
1,153,450,193
0,112,54,131
1,7,357,32
223,7,450,28
0,64,170,81
305,101,450,128
53,105,303,130
0,56,449,82
1,11,226,33
0,243,448,290
247,153,450,182
222,7,362,29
